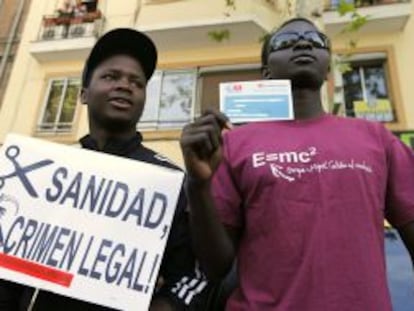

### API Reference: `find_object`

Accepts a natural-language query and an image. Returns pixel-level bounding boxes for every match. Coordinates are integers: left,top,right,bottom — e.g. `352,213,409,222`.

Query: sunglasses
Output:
269,31,331,52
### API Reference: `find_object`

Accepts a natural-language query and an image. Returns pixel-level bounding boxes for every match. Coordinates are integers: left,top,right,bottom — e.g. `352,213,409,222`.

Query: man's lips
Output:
291,54,316,63
108,97,132,109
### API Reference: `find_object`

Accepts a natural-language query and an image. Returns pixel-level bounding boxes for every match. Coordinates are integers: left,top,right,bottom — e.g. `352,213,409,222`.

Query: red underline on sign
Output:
0,253,74,287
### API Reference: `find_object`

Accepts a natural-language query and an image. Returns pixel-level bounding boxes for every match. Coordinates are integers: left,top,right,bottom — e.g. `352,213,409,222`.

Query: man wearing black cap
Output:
0,28,207,311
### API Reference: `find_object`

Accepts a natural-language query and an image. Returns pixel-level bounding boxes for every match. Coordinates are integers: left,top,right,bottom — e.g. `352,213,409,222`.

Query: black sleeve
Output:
153,189,209,310
0,279,27,311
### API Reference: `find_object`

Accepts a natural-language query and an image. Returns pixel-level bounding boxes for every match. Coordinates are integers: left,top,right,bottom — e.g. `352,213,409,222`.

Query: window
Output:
139,65,262,131
341,54,395,122
38,78,80,133
140,70,197,130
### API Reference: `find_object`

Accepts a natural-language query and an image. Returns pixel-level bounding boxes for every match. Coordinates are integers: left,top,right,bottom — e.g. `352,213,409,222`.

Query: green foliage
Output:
208,29,230,42
333,57,352,73
334,1,370,74
225,0,236,10
337,0,356,15
337,0,369,36
342,14,369,34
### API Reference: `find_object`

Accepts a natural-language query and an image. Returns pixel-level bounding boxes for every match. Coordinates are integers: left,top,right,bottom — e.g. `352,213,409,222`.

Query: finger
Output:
192,115,224,146
181,131,215,160
181,123,218,155
201,109,233,130
189,124,221,154
183,123,221,157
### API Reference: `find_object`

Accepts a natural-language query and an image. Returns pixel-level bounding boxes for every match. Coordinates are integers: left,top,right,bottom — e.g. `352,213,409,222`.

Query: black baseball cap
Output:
82,28,157,87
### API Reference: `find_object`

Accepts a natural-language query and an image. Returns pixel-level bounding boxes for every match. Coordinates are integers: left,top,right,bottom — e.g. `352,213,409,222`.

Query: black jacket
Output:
0,133,207,311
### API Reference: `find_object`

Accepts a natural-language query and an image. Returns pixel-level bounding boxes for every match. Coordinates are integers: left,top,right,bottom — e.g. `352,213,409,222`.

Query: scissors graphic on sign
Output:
0,145,54,198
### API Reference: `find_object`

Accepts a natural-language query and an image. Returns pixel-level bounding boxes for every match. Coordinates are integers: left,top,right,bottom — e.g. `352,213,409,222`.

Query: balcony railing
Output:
38,10,103,41
325,0,411,11
323,0,411,35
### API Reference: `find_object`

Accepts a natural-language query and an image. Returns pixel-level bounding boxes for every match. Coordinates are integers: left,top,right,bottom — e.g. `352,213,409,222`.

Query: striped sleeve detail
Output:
170,265,208,305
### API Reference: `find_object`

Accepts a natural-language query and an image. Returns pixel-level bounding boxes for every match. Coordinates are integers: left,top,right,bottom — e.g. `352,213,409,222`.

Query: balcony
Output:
29,10,103,63
137,0,273,52
140,18,267,53
323,0,412,37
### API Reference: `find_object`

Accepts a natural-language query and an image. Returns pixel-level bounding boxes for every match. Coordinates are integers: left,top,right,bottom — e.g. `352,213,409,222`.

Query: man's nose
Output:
293,38,312,50
114,76,132,91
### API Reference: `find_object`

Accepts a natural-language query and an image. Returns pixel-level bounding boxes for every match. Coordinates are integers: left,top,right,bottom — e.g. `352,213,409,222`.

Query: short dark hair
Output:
261,17,319,67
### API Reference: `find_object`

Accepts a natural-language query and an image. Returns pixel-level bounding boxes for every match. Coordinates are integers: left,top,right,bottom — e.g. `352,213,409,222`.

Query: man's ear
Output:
80,87,87,105
261,65,271,79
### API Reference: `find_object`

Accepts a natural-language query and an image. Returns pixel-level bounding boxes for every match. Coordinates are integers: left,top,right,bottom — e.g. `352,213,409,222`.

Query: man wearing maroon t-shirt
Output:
180,17,414,311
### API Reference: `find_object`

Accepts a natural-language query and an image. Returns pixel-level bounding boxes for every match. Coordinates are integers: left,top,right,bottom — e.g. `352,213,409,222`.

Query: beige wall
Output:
395,10,414,128
0,0,412,166
0,0,32,105
158,44,260,69
144,140,184,168
138,0,227,27
0,0,46,141
0,0,264,150
138,0,282,31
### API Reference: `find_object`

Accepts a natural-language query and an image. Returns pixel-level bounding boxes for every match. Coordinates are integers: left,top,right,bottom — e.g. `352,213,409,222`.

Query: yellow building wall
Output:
0,0,412,166
138,0,282,31
159,44,260,68
143,140,184,168
395,11,414,128
0,0,265,165
138,0,228,26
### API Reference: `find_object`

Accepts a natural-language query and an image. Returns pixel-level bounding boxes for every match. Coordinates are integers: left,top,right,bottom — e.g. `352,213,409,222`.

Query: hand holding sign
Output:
0,134,184,310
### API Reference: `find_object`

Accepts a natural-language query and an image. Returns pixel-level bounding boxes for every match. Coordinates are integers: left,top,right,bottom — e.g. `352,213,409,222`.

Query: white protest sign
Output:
0,134,184,310
220,79,294,123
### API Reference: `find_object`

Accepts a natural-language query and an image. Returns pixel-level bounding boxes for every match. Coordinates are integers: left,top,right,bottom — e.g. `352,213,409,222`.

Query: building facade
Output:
0,0,412,166
0,0,32,106
324,0,413,134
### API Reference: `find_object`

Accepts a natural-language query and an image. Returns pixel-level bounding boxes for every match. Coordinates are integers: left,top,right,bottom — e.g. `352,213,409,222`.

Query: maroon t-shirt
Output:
212,114,414,311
